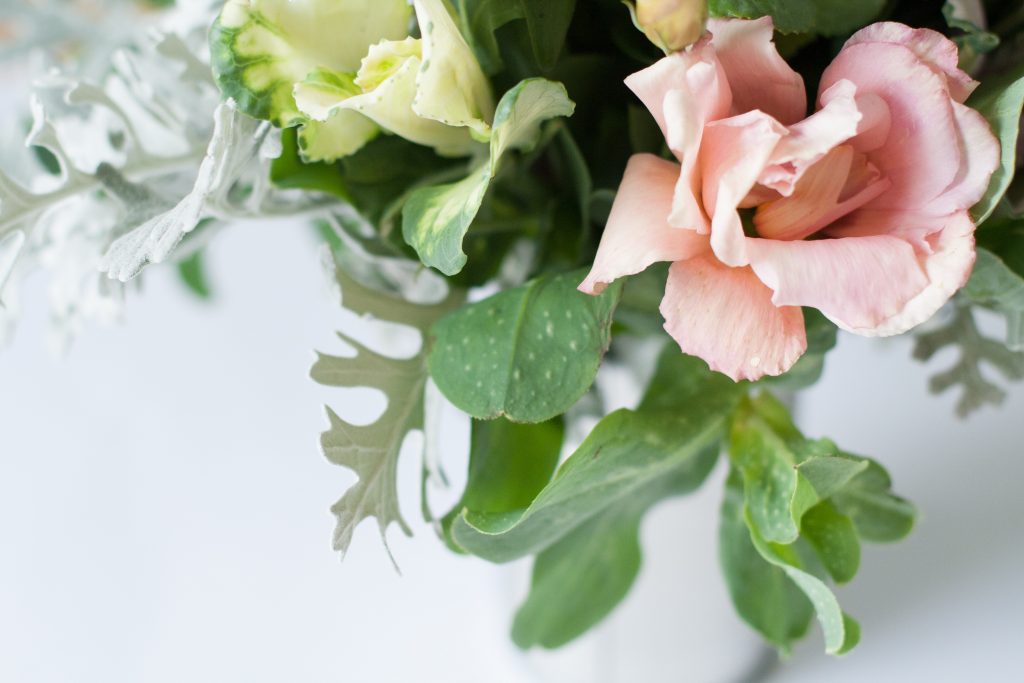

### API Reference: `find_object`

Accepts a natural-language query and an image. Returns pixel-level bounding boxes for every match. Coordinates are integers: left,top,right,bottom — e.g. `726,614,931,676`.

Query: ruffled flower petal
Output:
707,16,806,125
624,43,731,155
929,101,1001,215
844,22,978,103
700,111,786,266
660,256,807,381
821,41,963,210
579,154,709,295
860,211,976,336
758,80,863,196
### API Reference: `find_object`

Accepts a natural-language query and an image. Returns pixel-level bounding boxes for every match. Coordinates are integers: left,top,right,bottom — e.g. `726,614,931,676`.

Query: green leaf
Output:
511,447,716,649
963,247,1024,347
729,394,875,545
797,453,869,500
512,495,646,649
708,0,814,33
453,0,524,74
728,394,817,544
400,165,492,276
175,250,212,299
968,64,1024,224
517,0,577,70
449,359,743,562
708,0,884,35
831,460,917,543
453,0,576,73
311,260,463,559
209,0,412,126
719,470,814,654
801,501,861,584
441,417,564,544
745,507,860,655
812,0,886,36
402,78,574,275
429,269,622,423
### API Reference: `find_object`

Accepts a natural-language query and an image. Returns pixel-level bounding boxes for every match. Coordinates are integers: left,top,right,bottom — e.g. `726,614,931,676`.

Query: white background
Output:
0,218,1021,683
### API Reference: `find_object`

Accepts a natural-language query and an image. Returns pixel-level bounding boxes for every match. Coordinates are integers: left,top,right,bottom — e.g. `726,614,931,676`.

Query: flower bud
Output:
636,0,708,53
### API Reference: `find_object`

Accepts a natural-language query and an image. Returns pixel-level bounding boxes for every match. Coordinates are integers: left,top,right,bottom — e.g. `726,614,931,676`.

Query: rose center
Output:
747,145,891,241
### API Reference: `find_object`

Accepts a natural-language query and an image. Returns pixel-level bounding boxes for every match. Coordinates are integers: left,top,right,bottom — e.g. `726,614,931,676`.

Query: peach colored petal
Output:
844,22,977,103
757,80,863,196
660,256,806,381
707,17,806,125
929,101,1001,215
699,111,786,266
848,93,892,152
745,235,930,331
859,212,976,336
822,41,962,210
624,41,731,157
824,209,944,253
661,56,732,232
754,146,891,241
579,154,709,295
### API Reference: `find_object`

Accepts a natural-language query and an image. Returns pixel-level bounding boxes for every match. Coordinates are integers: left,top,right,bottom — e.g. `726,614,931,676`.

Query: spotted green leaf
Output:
429,268,622,423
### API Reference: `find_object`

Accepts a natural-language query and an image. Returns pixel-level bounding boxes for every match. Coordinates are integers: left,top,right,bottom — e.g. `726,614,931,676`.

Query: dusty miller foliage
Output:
915,304,1024,417
0,0,325,349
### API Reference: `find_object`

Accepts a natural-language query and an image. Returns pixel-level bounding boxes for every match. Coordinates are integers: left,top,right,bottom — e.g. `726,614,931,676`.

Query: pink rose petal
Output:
708,16,807,124
758,80,863,196
579,154,709,295
822,41,963,210
755,145,891,241
746,235,930,331
864,212,976,336
660,256,806,381
844,22,978,103
700,111,786,266
929,101,1001,215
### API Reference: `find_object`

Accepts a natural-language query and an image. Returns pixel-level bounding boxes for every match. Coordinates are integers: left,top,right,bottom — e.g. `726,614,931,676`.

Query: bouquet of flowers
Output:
2,0,1023,669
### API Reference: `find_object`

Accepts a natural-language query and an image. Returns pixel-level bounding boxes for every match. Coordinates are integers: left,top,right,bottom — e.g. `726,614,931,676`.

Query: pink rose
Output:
580,19,1000,381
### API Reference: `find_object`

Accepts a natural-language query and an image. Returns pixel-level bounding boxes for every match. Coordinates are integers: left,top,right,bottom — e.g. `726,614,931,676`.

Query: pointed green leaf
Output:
831,460,917,543
516,0,577,69
401,165,492,276
429,269,622,423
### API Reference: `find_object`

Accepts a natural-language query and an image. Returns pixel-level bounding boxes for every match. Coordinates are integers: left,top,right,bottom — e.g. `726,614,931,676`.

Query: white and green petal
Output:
412,0,496,138
210,0,412,126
